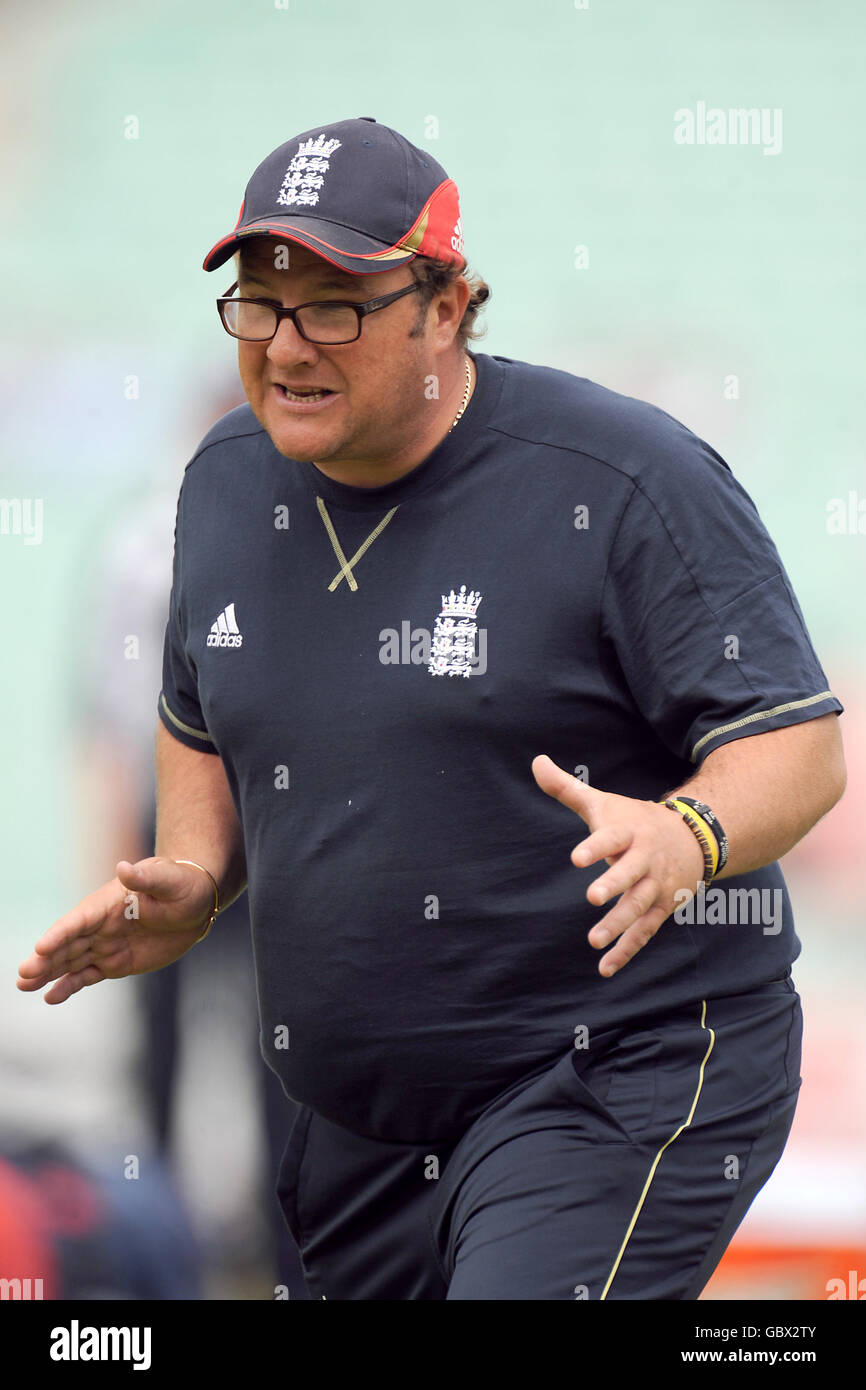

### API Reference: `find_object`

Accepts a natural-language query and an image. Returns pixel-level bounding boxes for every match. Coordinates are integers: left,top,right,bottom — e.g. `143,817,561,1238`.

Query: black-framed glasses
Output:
216,280,421,344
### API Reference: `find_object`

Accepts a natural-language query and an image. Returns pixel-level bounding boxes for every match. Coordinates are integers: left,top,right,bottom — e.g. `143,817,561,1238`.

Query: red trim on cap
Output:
410,178,465,267
338,179,466,267
203,177,467,272
204,231,243,266
205,224,415,274
223,227,399,275
244,224,412,262
256,228,380,273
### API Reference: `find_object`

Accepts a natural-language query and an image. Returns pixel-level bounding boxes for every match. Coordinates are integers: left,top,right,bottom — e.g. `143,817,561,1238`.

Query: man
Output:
19,117,846,1300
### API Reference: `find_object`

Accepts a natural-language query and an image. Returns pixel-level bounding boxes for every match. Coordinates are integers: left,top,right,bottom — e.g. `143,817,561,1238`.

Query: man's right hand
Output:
16,857,218,1004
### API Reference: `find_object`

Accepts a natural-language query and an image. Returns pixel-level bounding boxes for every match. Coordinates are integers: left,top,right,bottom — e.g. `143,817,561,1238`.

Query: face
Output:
230,239,464,479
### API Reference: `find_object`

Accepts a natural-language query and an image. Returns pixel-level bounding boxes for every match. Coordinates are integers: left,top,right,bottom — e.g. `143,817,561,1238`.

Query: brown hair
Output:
407,257,491,348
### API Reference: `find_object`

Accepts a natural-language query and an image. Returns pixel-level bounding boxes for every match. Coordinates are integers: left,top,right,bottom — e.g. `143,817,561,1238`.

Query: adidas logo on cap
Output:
207,602,243,648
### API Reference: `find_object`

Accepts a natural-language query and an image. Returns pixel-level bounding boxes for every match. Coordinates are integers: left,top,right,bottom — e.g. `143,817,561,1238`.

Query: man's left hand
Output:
531,754,706,978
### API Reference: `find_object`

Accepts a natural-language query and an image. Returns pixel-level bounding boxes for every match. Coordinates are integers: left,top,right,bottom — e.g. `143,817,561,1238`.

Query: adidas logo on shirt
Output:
207,602,243,648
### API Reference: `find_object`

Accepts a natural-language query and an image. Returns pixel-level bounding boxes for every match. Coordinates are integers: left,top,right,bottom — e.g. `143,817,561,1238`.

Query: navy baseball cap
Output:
203,116,466,276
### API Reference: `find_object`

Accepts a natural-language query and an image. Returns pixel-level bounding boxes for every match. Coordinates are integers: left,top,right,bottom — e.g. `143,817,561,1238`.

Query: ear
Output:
432,274,471,352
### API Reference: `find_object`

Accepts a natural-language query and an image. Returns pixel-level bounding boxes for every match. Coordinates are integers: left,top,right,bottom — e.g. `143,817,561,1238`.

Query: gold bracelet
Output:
174,859,220,942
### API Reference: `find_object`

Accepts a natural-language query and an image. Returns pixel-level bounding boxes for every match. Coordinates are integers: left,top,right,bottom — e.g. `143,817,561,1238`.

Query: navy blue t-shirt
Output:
159,351,842,1142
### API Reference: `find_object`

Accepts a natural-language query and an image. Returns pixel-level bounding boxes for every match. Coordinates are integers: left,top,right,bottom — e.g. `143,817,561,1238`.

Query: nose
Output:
266,313,320,368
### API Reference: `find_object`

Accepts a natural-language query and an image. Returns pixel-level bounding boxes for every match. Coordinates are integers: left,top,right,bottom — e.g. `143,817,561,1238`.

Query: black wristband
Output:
670,797,729,873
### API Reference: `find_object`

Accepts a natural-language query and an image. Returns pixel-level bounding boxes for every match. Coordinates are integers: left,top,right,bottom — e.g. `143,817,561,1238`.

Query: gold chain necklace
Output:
447,354,473,433
312,354,473,474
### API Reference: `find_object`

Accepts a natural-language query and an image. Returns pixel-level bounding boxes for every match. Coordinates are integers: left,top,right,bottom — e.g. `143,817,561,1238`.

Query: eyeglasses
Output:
216,280,422,344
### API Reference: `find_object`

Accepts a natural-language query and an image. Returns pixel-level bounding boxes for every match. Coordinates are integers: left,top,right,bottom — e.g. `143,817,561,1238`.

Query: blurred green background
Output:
1,0,863,1299
3,0,863,919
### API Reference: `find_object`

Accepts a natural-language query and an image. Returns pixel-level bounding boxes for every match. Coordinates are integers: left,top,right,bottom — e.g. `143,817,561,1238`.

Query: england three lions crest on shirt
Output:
428,585,483,678
377,585,486,674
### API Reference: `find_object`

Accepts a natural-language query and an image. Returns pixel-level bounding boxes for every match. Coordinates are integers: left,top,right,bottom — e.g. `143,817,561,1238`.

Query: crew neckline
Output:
295,351,503,511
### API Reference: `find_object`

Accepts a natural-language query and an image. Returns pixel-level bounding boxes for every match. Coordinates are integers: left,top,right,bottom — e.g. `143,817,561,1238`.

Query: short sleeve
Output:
600,436,843,766
157,479,219,755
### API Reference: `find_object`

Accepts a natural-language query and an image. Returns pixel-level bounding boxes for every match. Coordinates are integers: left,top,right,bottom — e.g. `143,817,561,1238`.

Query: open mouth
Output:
277,385,335,403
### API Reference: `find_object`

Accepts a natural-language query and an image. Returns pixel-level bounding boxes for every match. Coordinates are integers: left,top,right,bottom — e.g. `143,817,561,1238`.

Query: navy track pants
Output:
276,974,802,1300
